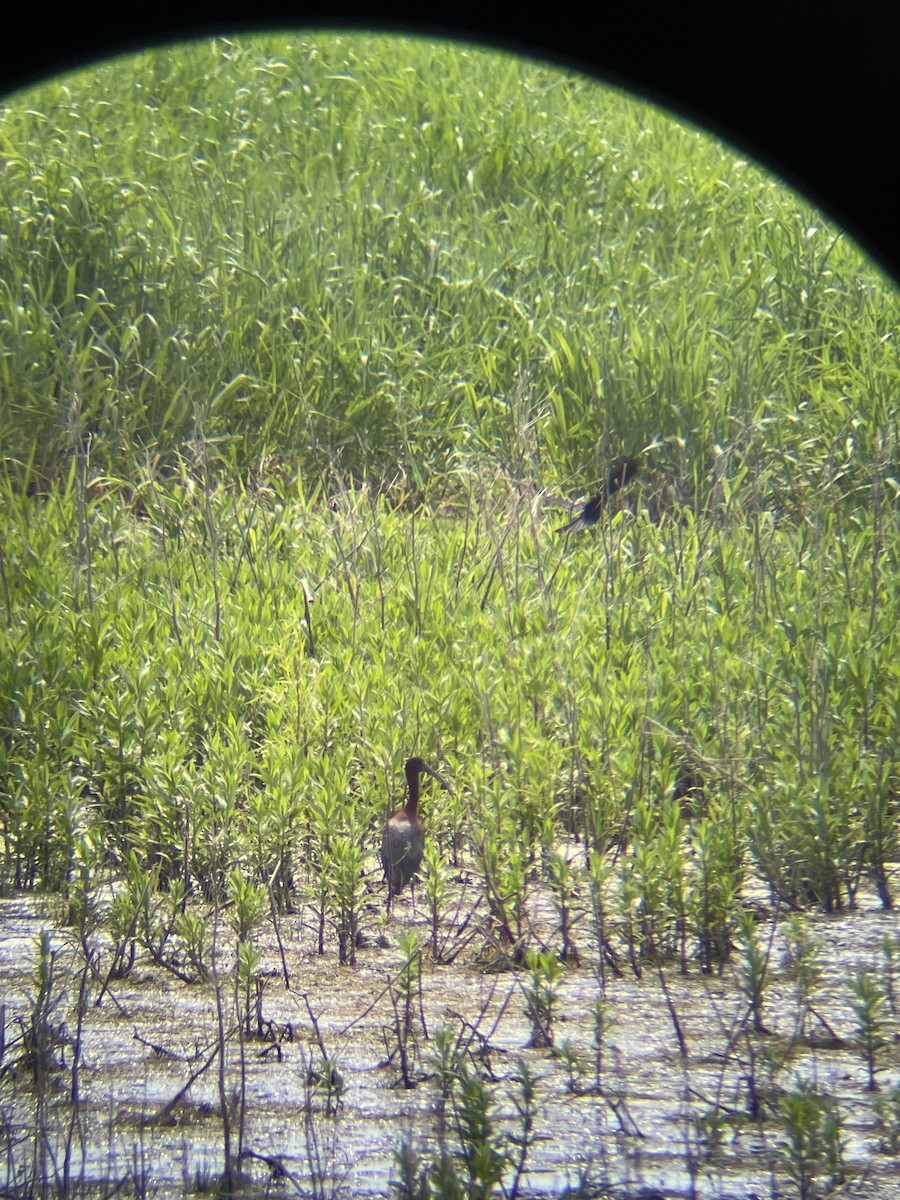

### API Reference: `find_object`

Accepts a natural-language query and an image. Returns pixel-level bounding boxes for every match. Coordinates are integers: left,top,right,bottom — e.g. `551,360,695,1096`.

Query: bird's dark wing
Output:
556,500,599,534
556,456,641,534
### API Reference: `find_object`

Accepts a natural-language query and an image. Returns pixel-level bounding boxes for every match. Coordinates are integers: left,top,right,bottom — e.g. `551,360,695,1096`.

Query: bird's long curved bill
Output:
424,765,452,792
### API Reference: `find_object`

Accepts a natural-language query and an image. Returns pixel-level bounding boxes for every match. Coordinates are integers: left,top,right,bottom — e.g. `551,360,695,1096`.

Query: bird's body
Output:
381,757,449,906
558,455,640,533
382,809,424,895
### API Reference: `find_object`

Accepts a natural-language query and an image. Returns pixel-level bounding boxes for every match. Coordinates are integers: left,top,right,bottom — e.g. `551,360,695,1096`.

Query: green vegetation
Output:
2,19,899,987
1,30,899,1200
2,35,897,500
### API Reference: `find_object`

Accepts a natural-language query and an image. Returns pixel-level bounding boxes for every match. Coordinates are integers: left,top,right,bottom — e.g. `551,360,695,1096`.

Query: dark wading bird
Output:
557,454,641,533
381,757,450,909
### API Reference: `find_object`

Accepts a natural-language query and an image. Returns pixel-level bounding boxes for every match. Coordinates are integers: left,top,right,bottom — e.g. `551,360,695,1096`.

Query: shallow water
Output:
1,875,898,1199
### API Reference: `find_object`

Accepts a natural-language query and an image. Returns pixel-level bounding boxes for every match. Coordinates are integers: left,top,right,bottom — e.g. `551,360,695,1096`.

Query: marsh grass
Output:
2,36,897,500
0,455,898,969
1,28,899,1200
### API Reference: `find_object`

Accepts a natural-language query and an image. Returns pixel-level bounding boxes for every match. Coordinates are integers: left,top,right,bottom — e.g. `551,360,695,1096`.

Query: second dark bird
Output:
557,455,641,533
381,756,451,908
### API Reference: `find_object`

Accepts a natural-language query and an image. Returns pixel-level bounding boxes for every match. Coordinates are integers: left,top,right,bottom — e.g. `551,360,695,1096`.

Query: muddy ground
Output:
1,869,899,1199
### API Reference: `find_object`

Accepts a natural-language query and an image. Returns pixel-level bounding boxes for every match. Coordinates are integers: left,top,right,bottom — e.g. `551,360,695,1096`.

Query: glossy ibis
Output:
381,757,450,908
557,455,640,533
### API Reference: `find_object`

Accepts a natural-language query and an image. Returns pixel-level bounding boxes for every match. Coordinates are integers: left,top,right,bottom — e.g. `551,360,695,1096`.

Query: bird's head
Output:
406,757,452,792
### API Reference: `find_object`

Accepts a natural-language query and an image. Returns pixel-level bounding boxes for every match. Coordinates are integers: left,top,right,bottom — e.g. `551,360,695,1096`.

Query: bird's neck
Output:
404,770,420,815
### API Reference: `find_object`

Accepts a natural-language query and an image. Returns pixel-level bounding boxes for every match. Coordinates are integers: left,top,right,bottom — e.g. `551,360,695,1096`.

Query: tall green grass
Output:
2,34,897,501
